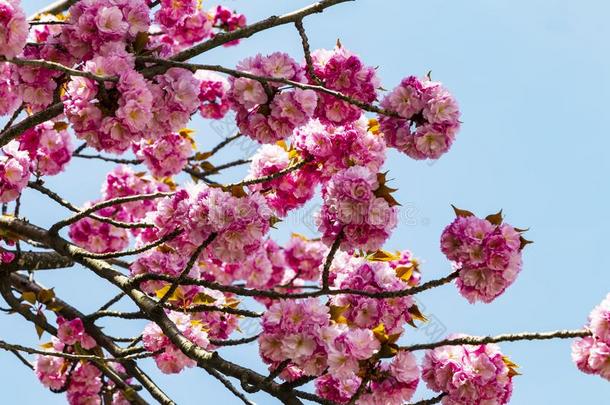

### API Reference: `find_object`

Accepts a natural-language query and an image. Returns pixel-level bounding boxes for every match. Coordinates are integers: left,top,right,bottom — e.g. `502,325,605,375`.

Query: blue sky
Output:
1,0,609,403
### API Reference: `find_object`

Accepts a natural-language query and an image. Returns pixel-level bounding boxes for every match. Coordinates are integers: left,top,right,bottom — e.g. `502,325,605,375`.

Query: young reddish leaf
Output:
485,210,503,225
408,305,428,323
451,205,475,218
519,236,533,250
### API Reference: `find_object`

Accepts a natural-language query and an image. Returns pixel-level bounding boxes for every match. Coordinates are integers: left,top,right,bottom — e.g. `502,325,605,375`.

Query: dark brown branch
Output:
294,20,321,85
0,217,304,404
139,58,399,118
321,230,343,291
152,0,354,65
209,334,261,347
2,251,74,271
202,365,256,405
29,181,153,230
131,270,458,300
1,57,117,83
157,233,217,306
0,102,64,148
77,230,182,260
408,393,447,405
73,153,143,165
49,192,171,233
5,272,174,405
399,329,592,352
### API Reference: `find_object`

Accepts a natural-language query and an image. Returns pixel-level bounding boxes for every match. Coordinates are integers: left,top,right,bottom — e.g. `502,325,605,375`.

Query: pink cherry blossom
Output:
0,0,28,59
309,46,380,126
133,131,193,177
422,338,515,405
0,140,31,203
441,213,525,303
316,166,398,251
380,75,461,160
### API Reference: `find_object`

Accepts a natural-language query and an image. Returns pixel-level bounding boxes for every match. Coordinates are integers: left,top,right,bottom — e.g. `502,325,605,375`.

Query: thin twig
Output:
49,192,172,233
399,329,592,352
1,57,117,83
157,233,217,306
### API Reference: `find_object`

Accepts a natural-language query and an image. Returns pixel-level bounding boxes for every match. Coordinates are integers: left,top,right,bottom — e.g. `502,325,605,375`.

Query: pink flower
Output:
380,75,461,160
317,166,398,251
18,121,73,176
573,294,610,381
133,131,192,177
309,46,380,126
441,213,526,303
229,53,316,143
247,144,318,216
589,293,610,343
422,339,515,405
0,140,31,203
283,234,328,281
142,311,209,374
57,316,97,349
195,71,231,119
0,62,22,116
292,117,386,180
0,0,28,59
68,203,130,254
95,6,128,36
101,165,170,222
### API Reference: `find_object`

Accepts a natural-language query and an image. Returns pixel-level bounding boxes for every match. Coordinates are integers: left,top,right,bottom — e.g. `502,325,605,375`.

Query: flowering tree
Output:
0,0,608,404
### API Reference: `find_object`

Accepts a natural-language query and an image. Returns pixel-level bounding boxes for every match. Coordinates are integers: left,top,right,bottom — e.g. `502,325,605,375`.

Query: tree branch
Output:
399,329,592,352
0,102,64,148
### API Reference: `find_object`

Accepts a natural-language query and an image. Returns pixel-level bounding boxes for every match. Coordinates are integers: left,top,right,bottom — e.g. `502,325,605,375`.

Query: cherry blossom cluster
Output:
422,339,516,405
149,183,272,263
228,53,317,143
572,294,610,381
283,234,328,281
101,165,170,222
18,121,74,176
34,317,108,405
133,130,193,177
142,310,210,374
0,140,30,203
68,203,130,254
247,143,318,216
0,237,15,264
379,75,461,160
0,0,28,59
330,252,420,334
61,0,150,57
316,166,398,251
0,62,21,115
292,116,386,180
196,71,231,120
441,210,526,303
258,294,420,404
309,45,380,126
315,351,419,405
152,2,245,55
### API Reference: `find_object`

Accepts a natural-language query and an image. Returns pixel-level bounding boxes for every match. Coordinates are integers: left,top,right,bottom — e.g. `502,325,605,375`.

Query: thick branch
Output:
2,251,74,271
0,102,64,148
